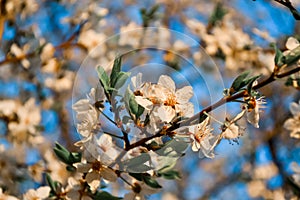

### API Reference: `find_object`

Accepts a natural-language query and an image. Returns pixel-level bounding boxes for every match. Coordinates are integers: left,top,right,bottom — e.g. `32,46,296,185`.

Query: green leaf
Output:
122,153,153,173
156,138,188,157
129,173,144,181
110,56,122,88
143,176,162,189
97,66,110,92
158,170,181,180
230,71,250,93
94,191,122,200
124,87,144,120
46,173,56,192
53,143,71,165
53,142,81,165
271,43,285,67
113,71,130,89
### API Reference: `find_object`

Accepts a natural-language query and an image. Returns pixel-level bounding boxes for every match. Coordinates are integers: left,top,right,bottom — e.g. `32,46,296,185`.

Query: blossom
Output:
242,97,266,128
65,177,93,200
73,88,105,141
74,135,119,191
132,74,194,123
284,100,300,139
23,186,51,200
124,181,160,200
0,188,19,200
190,117,219,158
7,98,42,144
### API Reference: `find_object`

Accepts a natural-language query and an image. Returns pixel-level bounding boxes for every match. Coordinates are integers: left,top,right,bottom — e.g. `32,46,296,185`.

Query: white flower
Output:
154,75,194,123
243,97,266,128
190,117,219,158
74,159,117,192
74,135,119,191
23,186,51,200
284,100,300,139
10,43,30,69
7,98,42,144
124,181,160,200
65,178,93,200
222,122,240,139
119,22,143,48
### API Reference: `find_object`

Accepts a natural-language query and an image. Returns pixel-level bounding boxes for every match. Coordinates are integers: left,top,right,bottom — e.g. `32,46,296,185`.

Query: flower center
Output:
164,94,177,107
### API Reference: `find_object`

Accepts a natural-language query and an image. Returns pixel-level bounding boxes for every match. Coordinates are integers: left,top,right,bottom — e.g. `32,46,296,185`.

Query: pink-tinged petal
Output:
158,75,176,92
135,96,153,110
223,123,239,139
100,167,118,182
175,103,194,117
175,86,193,103
284,118,296,130
156,106,175,123
286,37,299,50
124,193,137,200
86,171,101,191
98,134,113,151
73,163,92,173
247,107,259,128
36,186,51,198
72,99,90,112
191,141,200,152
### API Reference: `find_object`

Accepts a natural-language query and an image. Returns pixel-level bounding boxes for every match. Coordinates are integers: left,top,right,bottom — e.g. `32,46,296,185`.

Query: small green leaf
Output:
158,170,181,180
129,173,144,181
110,56,122,88
143,176,162,189
271,43,285,67
53,142,81,165
94,191,122,200
113,72,130,89
53,143,71,164
122,153,153,173
124,87,144,120
230,71,250,93
97,66,110,92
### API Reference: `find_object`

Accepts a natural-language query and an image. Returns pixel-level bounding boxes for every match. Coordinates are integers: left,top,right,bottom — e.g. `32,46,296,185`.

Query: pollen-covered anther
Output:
164,94,177,107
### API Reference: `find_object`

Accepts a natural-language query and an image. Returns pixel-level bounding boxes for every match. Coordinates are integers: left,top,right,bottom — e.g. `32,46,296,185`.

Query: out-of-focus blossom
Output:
78,29,107,58
284,100,300,139
45,71,74,92
23,186,50,200
10,44,30,69
4,98,42,144
0,188,19,200
65,177,93,200
119,22,143,48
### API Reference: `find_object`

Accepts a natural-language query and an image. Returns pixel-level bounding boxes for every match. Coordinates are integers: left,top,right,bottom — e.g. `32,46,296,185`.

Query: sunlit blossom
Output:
190,117,219,158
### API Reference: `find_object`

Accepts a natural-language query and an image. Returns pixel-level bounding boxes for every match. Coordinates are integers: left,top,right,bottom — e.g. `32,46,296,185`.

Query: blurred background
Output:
0,0,300,199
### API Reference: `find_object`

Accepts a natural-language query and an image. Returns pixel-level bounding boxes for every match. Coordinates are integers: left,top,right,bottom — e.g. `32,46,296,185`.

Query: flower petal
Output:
158,75,175,92
175,86,193,104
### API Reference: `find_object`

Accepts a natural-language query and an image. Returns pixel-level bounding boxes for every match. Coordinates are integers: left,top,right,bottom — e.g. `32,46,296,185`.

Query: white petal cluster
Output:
131,73,194,126
72,88,102,142
189,117,219,158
